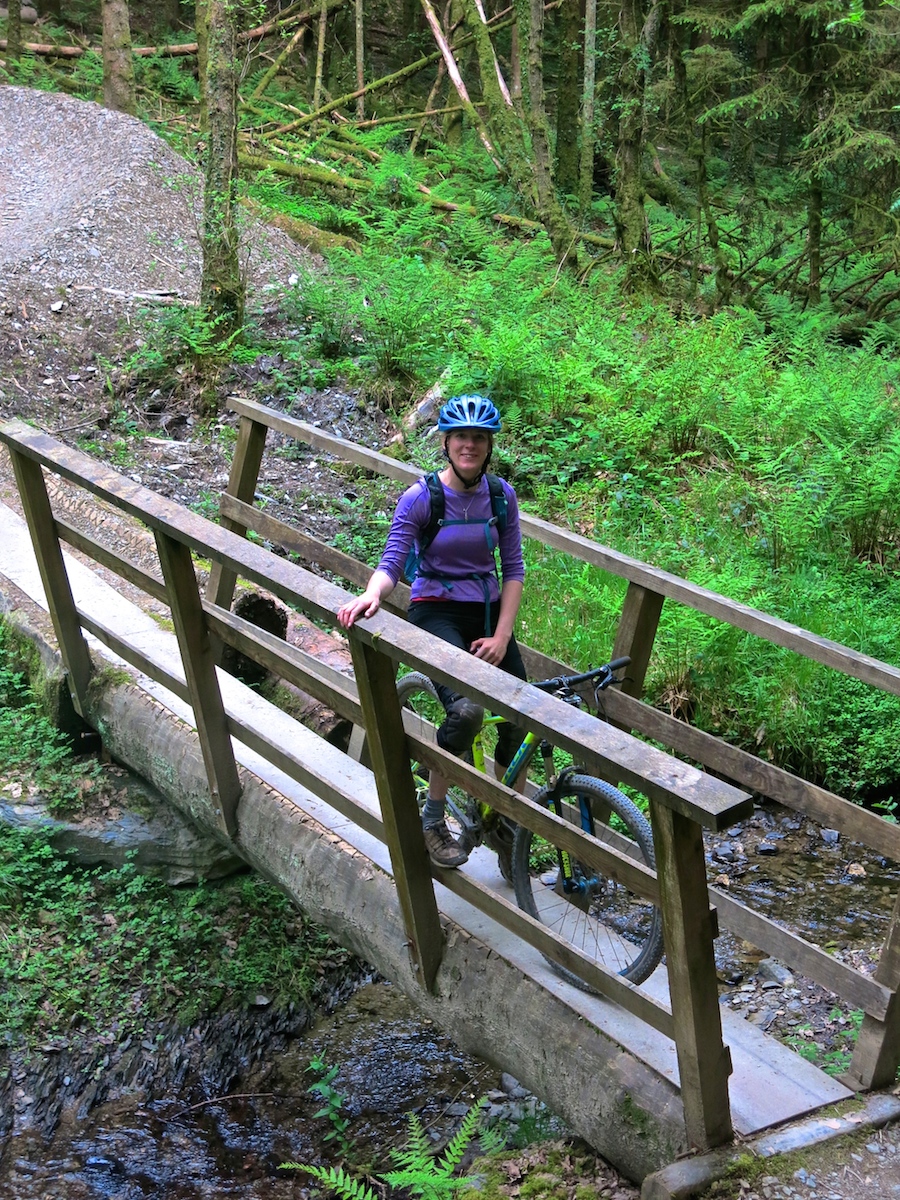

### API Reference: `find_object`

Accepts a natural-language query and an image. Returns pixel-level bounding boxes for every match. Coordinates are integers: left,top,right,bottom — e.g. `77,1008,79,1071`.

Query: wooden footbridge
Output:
3,402,900,1185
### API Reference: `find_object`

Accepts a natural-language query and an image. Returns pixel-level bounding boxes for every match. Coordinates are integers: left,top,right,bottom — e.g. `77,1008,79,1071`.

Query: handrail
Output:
0,421,749,830
227,397,900,697
214,398,900,1107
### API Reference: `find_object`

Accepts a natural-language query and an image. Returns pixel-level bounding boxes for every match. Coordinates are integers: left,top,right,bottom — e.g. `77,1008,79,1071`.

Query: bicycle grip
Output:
607,656,631,672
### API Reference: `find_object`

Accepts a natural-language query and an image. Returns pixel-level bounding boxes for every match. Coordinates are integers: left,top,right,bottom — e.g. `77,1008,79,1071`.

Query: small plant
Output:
306,1054,353,1156
282,1097,504,1199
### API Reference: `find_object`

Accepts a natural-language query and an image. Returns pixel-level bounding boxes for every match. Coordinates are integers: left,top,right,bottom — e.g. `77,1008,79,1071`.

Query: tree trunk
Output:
7,0,22,64
355,0,365,119
518,0,581,264
196,0,210,133
614,0,658,287
201,0,244,369
577,0,597,214
421,0,501,165
696,124,730,306
555,0,581,197
313,0,328,111
808,176,822,306
163,0,181,31
102,0,137,115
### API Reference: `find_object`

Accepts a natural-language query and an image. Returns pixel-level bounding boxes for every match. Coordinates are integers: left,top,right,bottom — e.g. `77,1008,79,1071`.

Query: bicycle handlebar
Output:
532,656,631,694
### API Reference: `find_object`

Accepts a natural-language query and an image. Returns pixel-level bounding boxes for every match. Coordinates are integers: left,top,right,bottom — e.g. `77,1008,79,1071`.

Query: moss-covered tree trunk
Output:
555,0,581,197
102,0,137,115
355,0,365,118
7,0,22,66
200,0,244,380
578,0,598,215
614,0,658,287
515,0,582,265
196,0,210,133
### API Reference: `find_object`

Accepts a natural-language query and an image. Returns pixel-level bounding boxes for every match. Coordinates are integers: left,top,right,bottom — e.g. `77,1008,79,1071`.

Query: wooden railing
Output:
3,398,899,1151
211,397,900,1097
0,416,752,1153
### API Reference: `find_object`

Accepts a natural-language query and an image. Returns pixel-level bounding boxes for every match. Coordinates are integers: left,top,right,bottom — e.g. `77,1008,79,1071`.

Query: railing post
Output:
843,889,900,1089
8,449,94,715
652,802,734,1150
206,415,268,612
612,581,664,699
348,636,444,992
155,531,242,837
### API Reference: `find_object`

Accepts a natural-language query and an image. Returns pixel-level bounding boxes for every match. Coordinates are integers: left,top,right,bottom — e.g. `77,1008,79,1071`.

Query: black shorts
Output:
407,599,527,767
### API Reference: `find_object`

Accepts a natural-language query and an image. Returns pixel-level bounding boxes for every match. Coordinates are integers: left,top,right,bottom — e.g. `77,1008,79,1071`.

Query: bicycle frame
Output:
475,717,596,900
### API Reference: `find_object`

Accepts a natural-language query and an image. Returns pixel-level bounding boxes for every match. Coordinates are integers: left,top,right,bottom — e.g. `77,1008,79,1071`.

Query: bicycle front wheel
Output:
511,774,663,988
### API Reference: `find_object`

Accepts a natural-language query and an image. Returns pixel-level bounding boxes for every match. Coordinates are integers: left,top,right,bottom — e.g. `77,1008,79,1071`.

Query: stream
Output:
0,979,560,1199
3,800,898,1198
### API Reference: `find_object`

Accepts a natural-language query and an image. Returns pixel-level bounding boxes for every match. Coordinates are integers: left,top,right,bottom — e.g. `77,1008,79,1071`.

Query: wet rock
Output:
757,841,779,855
821,828,840,846
0,776,242,885
758,959,794,987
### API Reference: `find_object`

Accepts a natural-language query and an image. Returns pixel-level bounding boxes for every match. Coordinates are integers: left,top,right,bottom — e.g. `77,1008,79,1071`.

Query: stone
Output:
758,958,794,987
0,774,242,885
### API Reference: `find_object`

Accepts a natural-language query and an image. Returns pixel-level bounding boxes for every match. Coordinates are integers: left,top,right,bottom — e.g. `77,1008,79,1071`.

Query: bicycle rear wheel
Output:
395,672,478,851
511,774,663,988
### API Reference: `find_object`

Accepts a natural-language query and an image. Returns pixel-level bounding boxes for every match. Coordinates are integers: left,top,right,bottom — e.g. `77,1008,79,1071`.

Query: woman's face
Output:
445,429,491,480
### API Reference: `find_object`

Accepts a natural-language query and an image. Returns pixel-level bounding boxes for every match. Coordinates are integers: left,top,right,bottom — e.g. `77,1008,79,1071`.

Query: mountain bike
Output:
396,657,664,989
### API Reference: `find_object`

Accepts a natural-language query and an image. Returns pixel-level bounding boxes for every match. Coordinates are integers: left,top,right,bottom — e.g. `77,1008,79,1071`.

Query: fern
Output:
281,1097,494,1200
281,1164,378,1200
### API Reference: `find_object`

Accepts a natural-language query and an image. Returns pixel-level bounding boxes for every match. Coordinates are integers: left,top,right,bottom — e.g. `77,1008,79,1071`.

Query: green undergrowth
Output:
0,624,351,1045
0,623,102,815
0,825,343,1043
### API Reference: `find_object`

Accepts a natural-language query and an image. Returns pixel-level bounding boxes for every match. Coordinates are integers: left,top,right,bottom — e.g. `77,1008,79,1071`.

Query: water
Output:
707,804,900,972
0,982,511,1199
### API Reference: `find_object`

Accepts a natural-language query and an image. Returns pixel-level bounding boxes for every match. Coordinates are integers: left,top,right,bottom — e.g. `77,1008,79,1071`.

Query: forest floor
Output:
3,83,900,1200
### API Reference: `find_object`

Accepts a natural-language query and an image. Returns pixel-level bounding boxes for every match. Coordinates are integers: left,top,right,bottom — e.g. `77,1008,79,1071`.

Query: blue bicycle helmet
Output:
437,395,502,432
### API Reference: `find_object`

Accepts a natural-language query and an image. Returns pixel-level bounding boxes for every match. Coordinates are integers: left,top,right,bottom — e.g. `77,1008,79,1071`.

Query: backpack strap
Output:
403,472,444,584
486,473,508,535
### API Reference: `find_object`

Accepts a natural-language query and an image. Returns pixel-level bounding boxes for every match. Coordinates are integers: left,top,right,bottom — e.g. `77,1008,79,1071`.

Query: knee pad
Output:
437,697,484,755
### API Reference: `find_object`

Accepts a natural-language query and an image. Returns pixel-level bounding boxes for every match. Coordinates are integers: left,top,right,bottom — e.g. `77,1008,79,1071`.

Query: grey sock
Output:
421,793,446,827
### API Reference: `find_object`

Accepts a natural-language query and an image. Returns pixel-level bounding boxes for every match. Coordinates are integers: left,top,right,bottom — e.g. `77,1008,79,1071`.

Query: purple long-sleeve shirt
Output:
377,474,525,604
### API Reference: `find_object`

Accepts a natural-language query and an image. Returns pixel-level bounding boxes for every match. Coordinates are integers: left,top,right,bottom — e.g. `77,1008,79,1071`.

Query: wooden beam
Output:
844,887,900,1089
154,531,242,837
605,688,900,862
611,582,664,700
218,490,412,613
349,636,445,992
207,415,269,612
652,802,733,1150
711,888,892,1020
0,421,750,829
8,450,94,715
56,518,168,604
77,605,672,1031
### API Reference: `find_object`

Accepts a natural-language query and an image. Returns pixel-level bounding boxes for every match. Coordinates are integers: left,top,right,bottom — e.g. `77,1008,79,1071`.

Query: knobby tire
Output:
511,775,664,988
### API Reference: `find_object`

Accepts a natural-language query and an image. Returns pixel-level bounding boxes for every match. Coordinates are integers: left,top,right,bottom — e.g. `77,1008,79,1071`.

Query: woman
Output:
337,395,527,869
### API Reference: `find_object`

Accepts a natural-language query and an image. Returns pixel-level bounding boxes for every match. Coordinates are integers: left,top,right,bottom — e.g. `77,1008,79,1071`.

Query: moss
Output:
0,614,76,733
87,665,135,700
